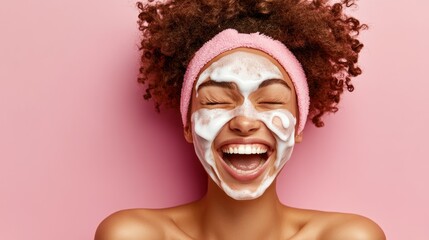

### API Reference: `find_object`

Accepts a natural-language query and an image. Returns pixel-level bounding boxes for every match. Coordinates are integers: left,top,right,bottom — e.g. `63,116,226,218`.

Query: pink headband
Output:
180,29,309,134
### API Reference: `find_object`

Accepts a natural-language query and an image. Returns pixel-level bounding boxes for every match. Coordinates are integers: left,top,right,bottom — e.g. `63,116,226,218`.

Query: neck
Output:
197,179,284,240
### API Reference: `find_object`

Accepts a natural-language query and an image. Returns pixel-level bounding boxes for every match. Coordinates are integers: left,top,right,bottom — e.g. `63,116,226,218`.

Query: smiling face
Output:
185,48,300,200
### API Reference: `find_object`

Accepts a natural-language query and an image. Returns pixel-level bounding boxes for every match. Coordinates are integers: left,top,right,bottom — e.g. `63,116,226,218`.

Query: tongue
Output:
227,154,263,171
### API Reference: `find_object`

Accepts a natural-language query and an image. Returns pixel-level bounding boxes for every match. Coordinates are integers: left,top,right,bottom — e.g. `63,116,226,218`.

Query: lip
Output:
216,138,274,182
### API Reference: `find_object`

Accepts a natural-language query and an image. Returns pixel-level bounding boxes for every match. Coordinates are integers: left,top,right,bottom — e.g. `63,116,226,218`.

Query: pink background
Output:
1,0,427,239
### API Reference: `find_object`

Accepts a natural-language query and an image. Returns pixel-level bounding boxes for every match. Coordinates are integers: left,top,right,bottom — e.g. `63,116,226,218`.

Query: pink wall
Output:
1,0,427,239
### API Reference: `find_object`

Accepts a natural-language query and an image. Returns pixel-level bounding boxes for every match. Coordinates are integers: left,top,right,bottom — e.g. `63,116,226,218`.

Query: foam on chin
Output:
191,51,296,200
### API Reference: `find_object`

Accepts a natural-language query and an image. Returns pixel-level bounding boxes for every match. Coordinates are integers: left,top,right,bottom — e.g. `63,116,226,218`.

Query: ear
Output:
183,125,193,143
295,133,303,143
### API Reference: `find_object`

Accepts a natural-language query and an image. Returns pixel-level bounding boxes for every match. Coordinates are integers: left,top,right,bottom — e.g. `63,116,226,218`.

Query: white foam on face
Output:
191,51,296,200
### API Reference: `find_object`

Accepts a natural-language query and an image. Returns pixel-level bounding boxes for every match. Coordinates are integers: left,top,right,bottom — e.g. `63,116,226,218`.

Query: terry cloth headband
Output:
180,28,309,134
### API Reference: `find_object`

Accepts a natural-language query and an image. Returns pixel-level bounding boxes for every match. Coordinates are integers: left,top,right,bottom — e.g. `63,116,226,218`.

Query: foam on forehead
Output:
180,28,309,134
196,51,284,97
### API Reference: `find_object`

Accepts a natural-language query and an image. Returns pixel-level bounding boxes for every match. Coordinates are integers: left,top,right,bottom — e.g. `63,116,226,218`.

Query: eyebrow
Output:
197,80,237,91
258,79,291,90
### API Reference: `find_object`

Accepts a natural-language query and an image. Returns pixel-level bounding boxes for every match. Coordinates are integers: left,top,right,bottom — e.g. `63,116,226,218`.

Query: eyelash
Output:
259,101,285,105
203,101,231,106
203,101,284,106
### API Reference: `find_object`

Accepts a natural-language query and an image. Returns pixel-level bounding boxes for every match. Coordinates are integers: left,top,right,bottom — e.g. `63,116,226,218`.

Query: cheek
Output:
272,116,288,136
192,109,235,142
258,109,295,142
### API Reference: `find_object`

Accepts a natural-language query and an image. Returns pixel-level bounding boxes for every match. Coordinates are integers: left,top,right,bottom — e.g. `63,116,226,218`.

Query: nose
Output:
228,115,261,135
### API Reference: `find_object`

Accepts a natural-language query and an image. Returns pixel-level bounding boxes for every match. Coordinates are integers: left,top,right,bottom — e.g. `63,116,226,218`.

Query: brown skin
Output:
95,49,386,240
95,188,385,240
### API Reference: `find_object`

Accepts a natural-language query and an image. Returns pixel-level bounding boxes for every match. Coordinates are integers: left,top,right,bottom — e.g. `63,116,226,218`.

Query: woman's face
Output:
185,48,300,200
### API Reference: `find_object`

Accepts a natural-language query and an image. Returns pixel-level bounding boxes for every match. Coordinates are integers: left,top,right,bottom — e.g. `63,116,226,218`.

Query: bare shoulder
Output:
94,201,201,240
285,207,385,240
94,209,193,240
309,211,386,240
94,209,171,240
321,213,385,240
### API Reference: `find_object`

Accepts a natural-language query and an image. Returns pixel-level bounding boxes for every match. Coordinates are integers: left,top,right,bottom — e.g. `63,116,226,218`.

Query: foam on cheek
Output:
191,51,297,200
257,109,296,170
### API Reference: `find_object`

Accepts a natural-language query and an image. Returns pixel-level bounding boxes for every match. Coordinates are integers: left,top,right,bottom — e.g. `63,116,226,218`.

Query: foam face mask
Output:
191,51,296,200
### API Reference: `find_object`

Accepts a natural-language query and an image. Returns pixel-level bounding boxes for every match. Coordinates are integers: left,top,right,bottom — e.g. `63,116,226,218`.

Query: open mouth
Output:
218,144,271,181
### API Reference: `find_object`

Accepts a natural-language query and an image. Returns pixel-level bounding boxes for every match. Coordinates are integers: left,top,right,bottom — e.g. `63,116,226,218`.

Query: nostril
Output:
229,116,261,134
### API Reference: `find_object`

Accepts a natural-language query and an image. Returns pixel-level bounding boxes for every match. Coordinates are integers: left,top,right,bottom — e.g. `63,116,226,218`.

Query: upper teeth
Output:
222,144,268,154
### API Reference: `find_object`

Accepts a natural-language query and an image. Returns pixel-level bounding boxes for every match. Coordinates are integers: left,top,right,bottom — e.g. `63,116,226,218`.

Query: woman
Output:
95,0,385,239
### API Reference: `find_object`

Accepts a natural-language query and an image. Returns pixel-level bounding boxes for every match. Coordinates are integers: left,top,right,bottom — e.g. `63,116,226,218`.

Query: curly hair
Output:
136,0,367,127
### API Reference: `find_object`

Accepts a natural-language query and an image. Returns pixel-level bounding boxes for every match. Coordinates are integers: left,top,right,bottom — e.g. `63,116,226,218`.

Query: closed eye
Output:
258,101,285,105
202,101,232,106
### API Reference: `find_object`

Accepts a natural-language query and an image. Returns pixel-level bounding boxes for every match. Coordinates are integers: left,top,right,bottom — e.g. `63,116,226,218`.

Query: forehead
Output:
195,48,295,93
